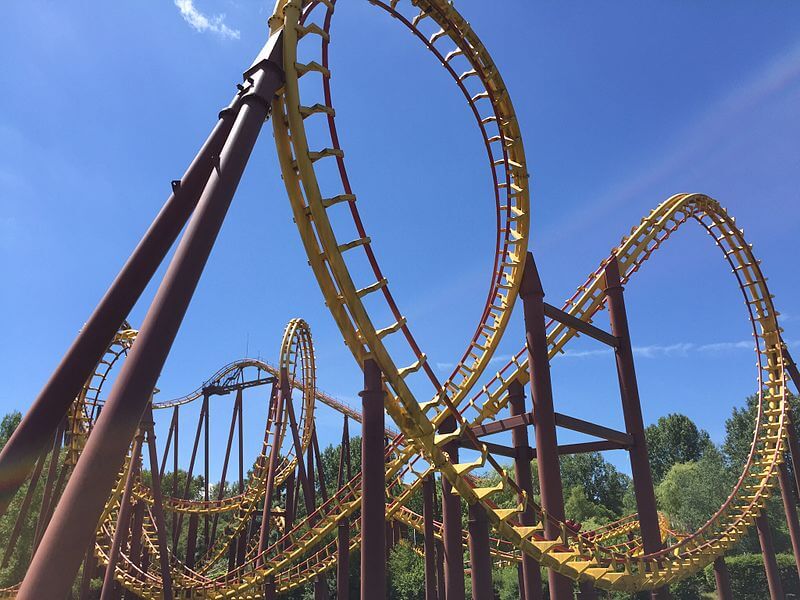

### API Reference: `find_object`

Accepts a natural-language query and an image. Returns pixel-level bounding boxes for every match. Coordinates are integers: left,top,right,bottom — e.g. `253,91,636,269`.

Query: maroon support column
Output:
467,502,493,600
507,379,543,600
440,418,466,600
422,476,438,600
519,253,571,600
186,514,199,569
258,375,286,562
578,580,599,599
143,407,174,600
778,461,800,578
100,430,144,600
756,512,784,599
436,538,446,600
712,557,732,600
361,358,386,600
604,257,669,600
0,87,244,518
17,37,284,599
337,517,350,600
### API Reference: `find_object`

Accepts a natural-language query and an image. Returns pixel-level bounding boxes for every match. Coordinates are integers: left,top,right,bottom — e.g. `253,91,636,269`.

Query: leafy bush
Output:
703,553,799,599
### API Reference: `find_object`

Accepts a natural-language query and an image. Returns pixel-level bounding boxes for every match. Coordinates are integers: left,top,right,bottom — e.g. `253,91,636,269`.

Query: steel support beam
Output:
258,374,287,562
440,420,466,600
779,461,800,579
520,252,571,600
712,557,732,600
337,516,350,600
100,430,144,600
16,39,284,598
508,379,543,600
423,475,439,600
361,358,386,600
757,512,784,599
467,502,493,600
604,257,669,600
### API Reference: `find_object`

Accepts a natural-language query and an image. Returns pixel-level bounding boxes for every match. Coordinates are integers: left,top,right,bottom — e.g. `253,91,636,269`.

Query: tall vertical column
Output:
756,512,784,600
361,358,386,600
603,257,669,600
778,461,800,578
712,557,732,600
258,378,286,561
17,40,284,599
436,539,446,600
578,580,598,599
440,417,466,600
143,407,174,600
100,431,144,600
337,516,350,600
422,476,438,600
337,416,352,600
519,252,571,600
507,379,542,600
467,502,493,600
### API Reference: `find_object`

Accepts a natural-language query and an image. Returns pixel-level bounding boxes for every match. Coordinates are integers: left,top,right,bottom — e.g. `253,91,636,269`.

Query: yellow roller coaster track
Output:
2,1,791,598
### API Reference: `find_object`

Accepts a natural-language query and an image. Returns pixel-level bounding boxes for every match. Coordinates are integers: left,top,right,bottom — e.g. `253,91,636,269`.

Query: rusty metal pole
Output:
186,514,199,569
783,353,800,498
17,39,284,599
778,461,800,579
507,379,543,600
603,256,669,600
436,538,446,600
143,407,174,600
361,358,386,600
519,252,571,600
423,475,439,600
0,88,244,518
712,557,732,600
100,431,144,600
337,516,350,600
79,543,97,600
440,417,466,600
578,580,599,600
467,502,493,600
124,500,146,600
258,375,286,562
337,418,351,600
756,512,784,599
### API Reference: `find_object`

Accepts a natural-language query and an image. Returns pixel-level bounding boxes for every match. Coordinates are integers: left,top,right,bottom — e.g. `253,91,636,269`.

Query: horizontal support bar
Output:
470,412,533,438
543,302,618,348
554,412,633,447
539,440,628,457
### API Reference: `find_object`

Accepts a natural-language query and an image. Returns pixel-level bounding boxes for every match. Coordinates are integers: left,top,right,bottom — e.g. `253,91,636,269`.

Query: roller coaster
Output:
1,1,798,599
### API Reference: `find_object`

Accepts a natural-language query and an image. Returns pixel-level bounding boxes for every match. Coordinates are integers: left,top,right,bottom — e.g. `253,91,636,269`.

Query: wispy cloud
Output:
560,340,754,360
174,0,240,40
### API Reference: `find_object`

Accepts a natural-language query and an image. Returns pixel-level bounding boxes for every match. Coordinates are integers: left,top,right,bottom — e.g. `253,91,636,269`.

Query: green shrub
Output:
703,553,799,599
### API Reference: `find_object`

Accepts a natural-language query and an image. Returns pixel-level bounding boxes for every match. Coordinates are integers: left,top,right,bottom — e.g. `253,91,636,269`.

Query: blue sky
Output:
1,1,799,477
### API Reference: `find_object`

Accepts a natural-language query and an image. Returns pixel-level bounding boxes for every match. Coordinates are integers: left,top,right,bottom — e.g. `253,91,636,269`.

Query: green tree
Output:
646,413,712,484
388,541,425,600
0,411,21,449
656,446,730,532
560,452,629,516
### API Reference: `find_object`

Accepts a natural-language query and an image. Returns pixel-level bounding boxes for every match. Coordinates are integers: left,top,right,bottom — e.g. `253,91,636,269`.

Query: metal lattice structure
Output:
1,1,798,600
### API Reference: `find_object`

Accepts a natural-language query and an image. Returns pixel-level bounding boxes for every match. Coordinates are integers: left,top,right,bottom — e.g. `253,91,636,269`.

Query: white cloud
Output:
174,0,240,40
558,340,756,360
